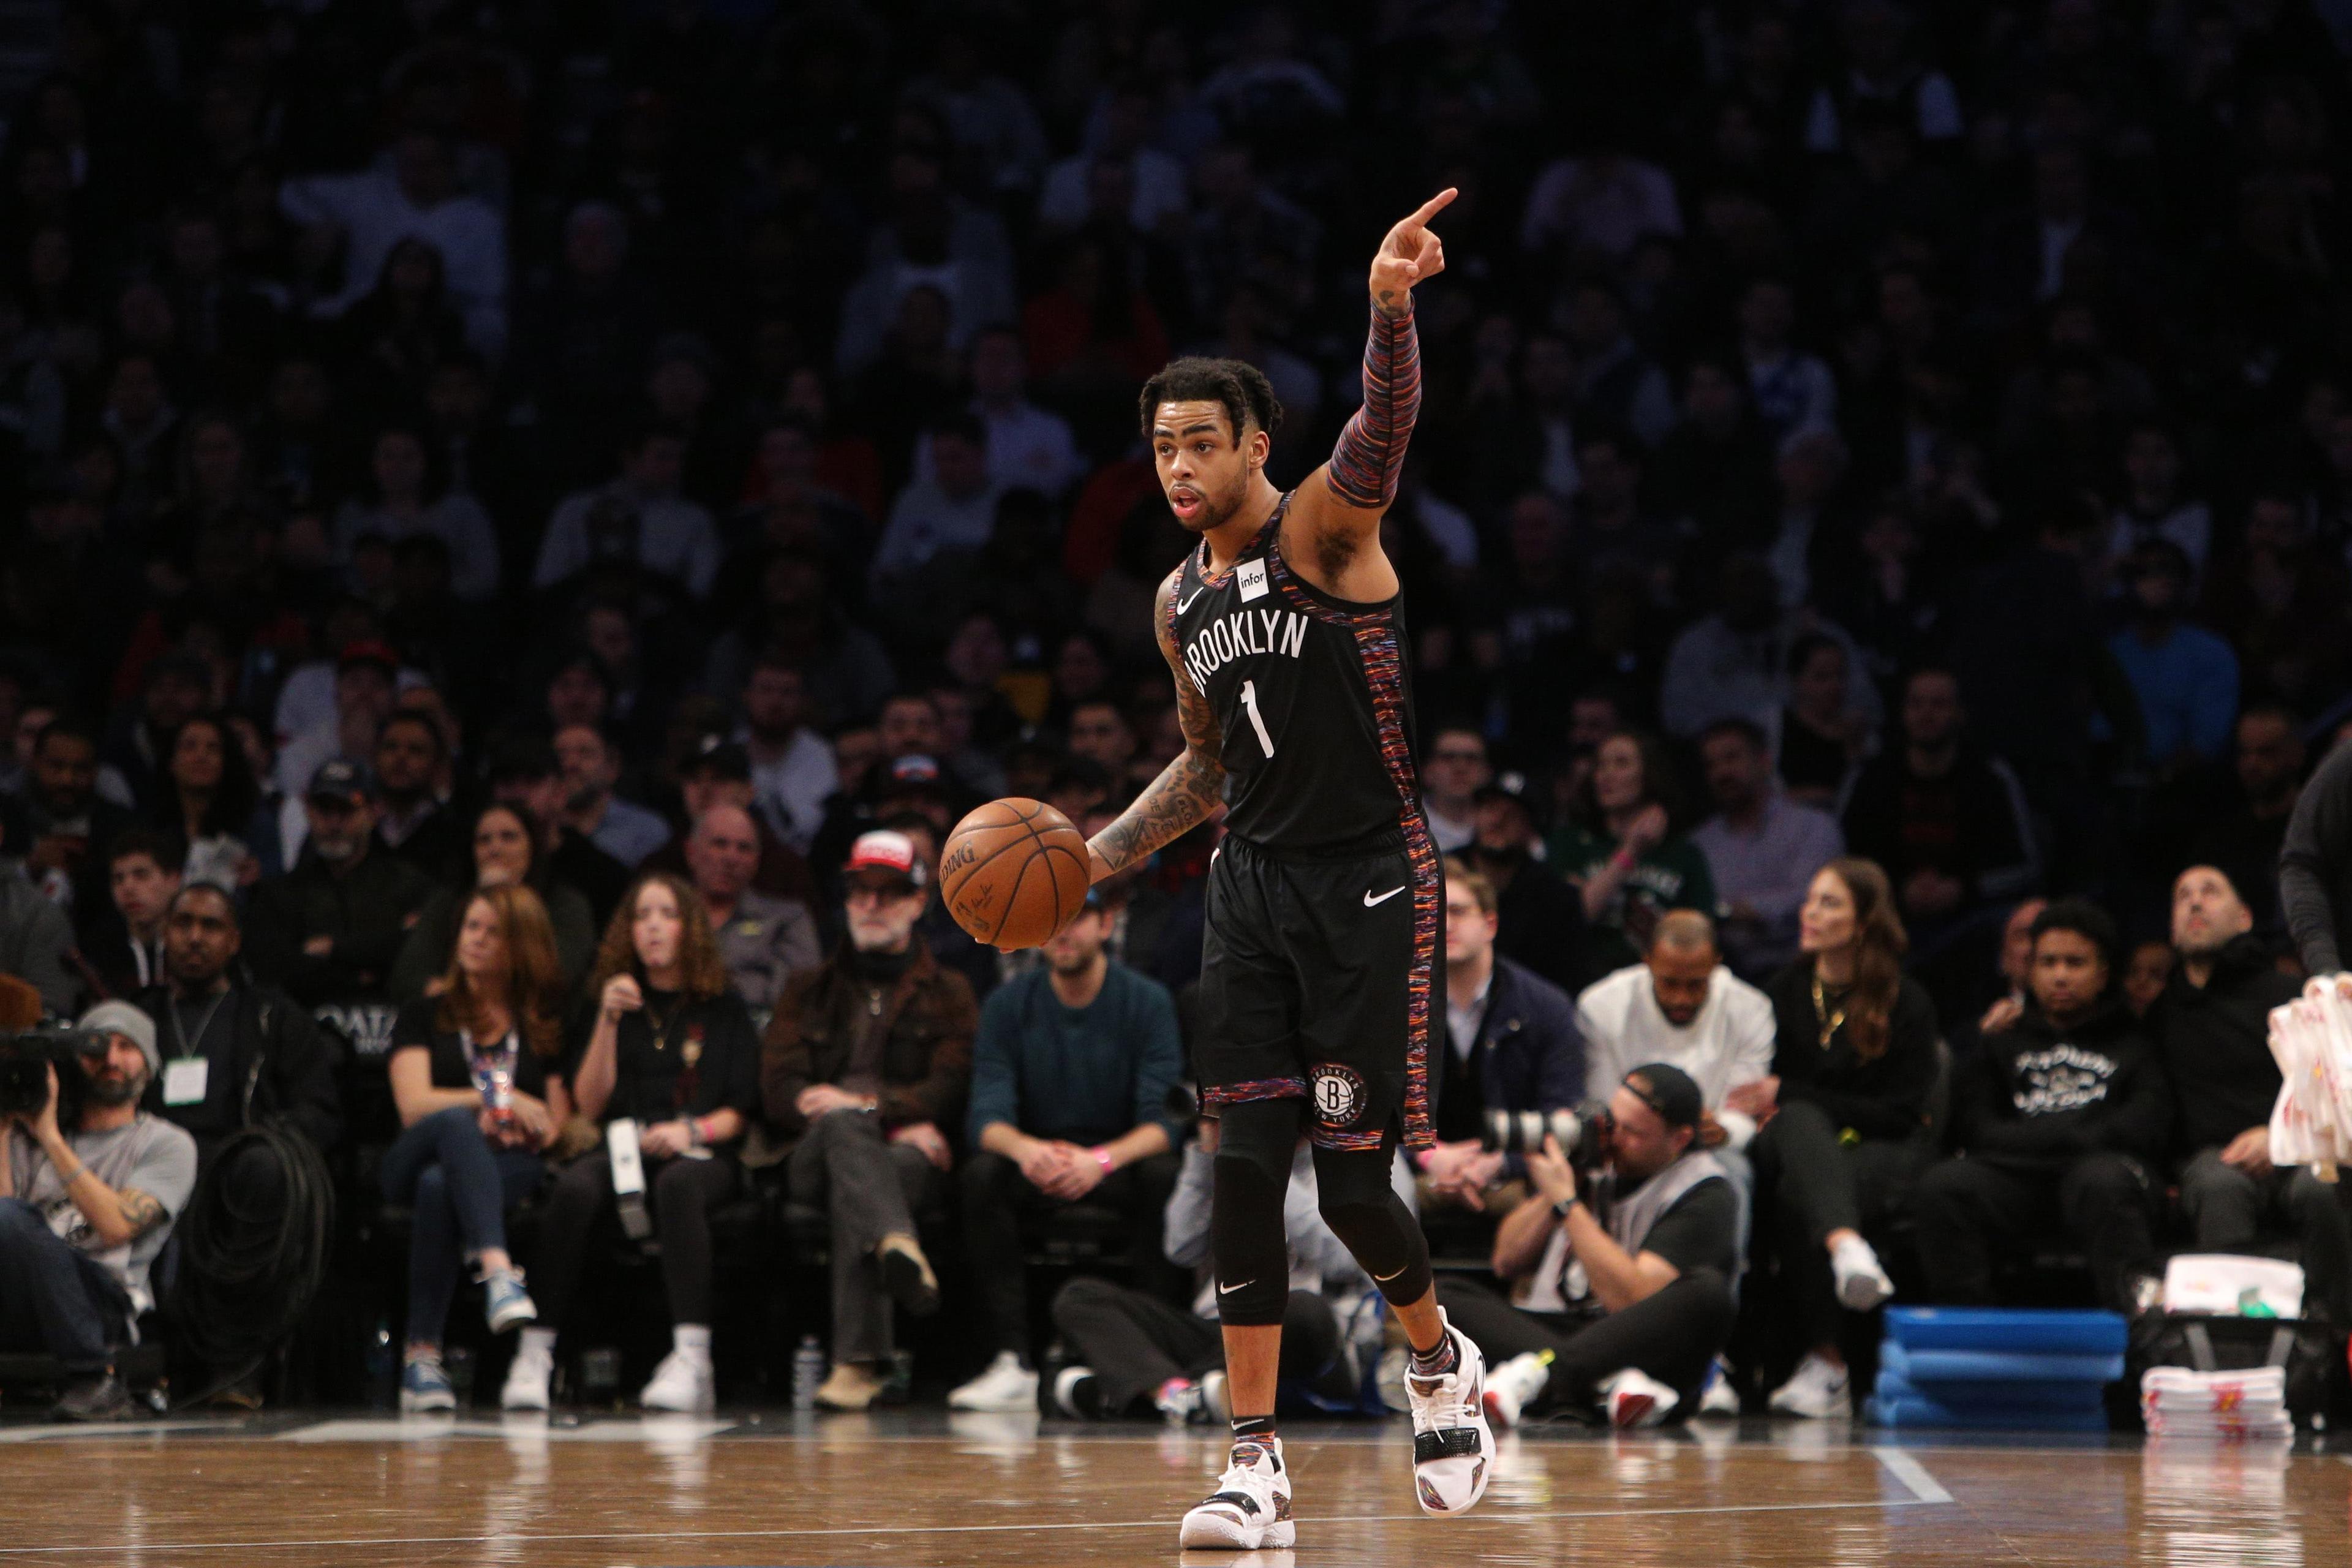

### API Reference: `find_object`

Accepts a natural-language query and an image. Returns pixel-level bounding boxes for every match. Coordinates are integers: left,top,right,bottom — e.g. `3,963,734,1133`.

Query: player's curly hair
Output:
1137,357,1285,442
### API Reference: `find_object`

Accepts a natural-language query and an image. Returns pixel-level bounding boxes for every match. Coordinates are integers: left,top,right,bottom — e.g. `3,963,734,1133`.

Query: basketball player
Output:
1083,190,1490,1549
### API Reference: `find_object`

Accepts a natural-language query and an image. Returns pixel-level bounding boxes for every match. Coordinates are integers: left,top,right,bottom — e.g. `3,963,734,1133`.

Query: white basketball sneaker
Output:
1482,1349,1553,1431
1178,1435,1294,1550
639,1348,714,1412
1404,1311,1494,1516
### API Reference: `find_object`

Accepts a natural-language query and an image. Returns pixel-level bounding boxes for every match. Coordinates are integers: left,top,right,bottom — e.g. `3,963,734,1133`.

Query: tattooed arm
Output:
1087,568,1226,881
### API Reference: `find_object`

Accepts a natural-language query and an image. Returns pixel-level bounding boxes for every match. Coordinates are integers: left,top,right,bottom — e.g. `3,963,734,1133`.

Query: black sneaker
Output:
53,1371,135,1423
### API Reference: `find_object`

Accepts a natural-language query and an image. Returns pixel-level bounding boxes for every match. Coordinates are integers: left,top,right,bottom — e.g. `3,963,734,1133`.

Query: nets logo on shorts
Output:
1310,1064,1367,1129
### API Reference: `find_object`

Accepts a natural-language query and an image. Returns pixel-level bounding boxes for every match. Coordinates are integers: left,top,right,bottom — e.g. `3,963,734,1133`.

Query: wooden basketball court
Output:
1,1410,2346,1566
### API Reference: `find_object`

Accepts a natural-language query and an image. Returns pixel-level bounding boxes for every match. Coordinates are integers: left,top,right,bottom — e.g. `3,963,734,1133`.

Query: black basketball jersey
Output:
1169,494,1426,853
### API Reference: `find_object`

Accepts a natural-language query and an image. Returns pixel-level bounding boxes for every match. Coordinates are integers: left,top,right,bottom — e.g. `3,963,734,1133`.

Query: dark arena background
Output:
4,1,2352,1564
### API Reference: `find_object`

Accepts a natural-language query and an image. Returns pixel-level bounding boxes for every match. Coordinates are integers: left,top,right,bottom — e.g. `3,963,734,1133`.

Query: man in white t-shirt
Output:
0,1003,197,1420
1575,911,1777,1156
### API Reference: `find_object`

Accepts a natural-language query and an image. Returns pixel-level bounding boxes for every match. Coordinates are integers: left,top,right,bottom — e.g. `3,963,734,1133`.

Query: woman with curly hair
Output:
505,871,760,1413
1751,857,1940,1419
379,883,571,1412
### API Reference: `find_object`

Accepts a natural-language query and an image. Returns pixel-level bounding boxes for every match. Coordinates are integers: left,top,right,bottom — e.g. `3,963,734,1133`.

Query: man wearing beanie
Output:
1436,1063,1740,1430
0,1001,197,1420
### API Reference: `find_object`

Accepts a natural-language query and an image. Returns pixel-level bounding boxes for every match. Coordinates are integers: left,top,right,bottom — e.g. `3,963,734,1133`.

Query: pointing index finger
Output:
1404,187,1459,228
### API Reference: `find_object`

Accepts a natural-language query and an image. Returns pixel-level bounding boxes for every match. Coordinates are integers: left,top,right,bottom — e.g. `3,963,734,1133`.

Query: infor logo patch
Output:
1237,557,1269,601
1311,1064,1366,1128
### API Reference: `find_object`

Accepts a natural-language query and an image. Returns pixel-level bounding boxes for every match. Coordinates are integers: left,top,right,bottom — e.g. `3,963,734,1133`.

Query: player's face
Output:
1151,401,1262,533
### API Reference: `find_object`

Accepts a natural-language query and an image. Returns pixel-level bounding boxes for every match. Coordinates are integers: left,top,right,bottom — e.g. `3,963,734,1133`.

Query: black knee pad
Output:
1311,1142,1431,1308
1210,1100,1300,1325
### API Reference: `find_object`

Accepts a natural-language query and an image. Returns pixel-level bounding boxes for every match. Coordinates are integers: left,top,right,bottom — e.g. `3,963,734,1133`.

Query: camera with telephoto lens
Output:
1481,1101,1615,1170
0,1025,105,1122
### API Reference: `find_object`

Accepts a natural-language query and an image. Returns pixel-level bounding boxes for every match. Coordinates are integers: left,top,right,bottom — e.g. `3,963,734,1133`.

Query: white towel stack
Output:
2266,978,2352,1175
2139,1366,2293,1441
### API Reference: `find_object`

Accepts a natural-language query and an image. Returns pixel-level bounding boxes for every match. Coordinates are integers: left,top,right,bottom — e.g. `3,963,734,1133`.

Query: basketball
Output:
940,797,1093,949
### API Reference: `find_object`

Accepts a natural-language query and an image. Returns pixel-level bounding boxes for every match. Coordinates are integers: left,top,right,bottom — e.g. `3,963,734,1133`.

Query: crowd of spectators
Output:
4,0,2352,1425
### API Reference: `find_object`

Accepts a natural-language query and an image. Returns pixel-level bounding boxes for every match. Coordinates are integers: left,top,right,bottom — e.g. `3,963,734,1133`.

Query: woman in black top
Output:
514,871,760,1413
377,883,571,1412
1749,857,1939,1418
392,804,598,1003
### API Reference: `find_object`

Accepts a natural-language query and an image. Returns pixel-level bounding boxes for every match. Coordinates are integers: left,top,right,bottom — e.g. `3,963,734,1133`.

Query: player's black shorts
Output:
1196,827,1442,1152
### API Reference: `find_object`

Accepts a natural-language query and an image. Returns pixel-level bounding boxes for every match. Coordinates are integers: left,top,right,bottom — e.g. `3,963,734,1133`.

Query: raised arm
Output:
1087,568,1227,881
1287,189,1452,567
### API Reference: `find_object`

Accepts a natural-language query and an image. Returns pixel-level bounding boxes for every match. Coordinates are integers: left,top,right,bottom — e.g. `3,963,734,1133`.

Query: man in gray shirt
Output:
686,804,819,1019
0,1001,197,1420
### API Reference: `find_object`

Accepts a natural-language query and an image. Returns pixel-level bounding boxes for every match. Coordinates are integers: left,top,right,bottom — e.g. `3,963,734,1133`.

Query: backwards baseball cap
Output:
1622,1062,1704,1131
78,1000,159,1076
308,756,375,804
845,829,927,889
681,733,751,782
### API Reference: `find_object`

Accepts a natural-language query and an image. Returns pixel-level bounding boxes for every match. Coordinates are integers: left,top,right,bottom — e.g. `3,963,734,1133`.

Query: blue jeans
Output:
0,1196,133,1374
379,1107,543,1346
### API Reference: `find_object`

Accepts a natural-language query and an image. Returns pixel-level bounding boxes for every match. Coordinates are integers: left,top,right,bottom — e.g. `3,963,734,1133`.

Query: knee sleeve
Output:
1311,1141,1431,1308
1210,1100,1299,1326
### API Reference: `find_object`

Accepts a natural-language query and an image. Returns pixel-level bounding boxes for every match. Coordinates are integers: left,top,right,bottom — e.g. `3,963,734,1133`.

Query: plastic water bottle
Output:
366,1318,395,1410
791,1336,826,1410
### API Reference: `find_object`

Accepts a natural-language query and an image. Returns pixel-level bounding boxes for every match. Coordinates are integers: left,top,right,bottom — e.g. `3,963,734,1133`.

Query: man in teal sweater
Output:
950,888,1185,1412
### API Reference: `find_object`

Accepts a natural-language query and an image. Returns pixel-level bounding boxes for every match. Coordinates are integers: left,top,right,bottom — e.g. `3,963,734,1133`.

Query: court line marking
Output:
1871,1447,1953,1503
0,1497,1950,1555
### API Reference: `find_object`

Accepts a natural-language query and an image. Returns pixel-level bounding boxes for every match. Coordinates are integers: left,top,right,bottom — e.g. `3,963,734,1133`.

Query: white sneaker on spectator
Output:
1178,1435,1294,1550
1830,1236,1894,1311
1404,1313,1493,1516
1600,1368,1678,1429
1480,1351,1551,1431
502,1331,555,1411
1696,1357,1741,1419
948,1351,1038,1412
640,1349,714,1412
1766,1352,1850,1419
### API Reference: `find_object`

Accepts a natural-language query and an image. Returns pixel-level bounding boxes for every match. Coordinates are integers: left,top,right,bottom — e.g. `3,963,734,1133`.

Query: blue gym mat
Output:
1883,1306,2127,1355
1881,1341,2127,1384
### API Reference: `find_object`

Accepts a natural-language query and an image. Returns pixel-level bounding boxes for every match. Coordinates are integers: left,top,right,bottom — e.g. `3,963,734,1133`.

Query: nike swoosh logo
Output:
1372,1265,1407,1282
1176,588,1204,613
1364,886,1406,907
1218,1279,1254,1295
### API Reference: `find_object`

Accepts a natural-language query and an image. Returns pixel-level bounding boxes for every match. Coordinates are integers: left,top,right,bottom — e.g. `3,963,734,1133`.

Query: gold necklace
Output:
1810,972,1847,1051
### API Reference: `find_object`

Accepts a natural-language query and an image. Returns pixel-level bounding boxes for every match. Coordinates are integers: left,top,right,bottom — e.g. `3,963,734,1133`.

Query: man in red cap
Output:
760,830,976,1410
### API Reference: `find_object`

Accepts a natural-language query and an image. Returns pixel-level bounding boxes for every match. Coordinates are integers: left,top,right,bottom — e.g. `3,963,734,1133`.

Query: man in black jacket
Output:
1419,858,1586,1216
1839,667,2039,940
1457,773,1584,994
1913,899,2171,1311
2155,865,2348,1322
2282,731,2352,978
137,883,344,1169
243,759,437,1011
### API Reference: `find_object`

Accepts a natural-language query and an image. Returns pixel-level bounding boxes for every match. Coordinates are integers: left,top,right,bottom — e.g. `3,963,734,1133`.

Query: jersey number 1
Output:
1240,679,1276,758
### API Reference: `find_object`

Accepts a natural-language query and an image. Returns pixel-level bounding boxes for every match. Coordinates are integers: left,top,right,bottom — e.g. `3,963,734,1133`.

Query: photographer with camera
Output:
0,1003,197,1420
1436,1064,1738,1430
